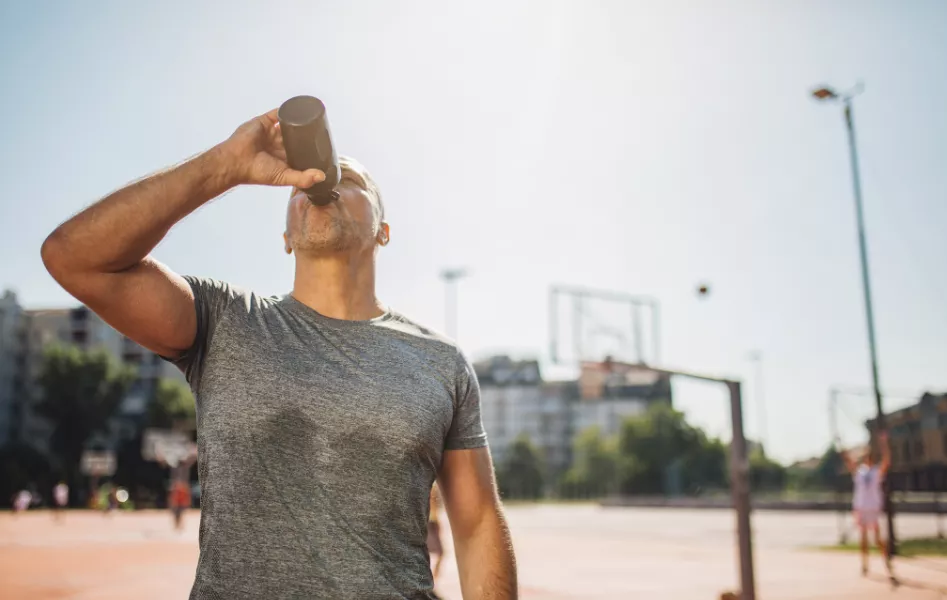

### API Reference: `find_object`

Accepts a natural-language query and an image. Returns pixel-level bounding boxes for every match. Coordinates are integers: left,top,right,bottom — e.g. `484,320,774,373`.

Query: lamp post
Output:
811,82,894,551
440,268,469,340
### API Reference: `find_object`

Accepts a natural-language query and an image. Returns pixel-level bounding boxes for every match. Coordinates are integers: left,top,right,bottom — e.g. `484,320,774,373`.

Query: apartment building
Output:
0,290,185,452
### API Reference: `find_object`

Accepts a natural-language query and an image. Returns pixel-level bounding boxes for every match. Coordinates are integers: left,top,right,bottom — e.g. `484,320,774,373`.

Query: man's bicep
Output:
438,447,501,536
78,257,197,358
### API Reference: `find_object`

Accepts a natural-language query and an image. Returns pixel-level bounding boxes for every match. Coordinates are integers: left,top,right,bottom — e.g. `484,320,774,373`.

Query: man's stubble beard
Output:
294,214,365,255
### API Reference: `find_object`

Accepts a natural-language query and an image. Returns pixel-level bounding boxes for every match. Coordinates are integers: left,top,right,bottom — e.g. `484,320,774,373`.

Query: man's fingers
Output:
278,168,325,188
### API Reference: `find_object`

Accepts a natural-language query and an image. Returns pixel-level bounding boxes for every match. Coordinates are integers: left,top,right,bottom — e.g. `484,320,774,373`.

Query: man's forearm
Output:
454,510,517,599
42,144,236,276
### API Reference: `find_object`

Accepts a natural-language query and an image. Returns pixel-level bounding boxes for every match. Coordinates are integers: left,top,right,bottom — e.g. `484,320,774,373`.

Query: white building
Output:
476,356,672,478
476,357,572,474
572,359,673,438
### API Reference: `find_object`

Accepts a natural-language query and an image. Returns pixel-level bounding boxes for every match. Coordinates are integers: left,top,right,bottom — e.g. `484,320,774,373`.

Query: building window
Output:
915,440,924,459
495,398,506,438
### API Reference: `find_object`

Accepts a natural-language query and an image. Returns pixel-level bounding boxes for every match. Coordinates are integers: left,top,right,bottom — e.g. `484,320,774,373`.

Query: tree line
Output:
2,345,845,506
497,403,797,500
0,345,195,507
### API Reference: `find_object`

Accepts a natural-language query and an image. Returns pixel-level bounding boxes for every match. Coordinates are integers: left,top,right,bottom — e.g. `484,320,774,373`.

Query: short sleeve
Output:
445,350,489,450
162,276,238,390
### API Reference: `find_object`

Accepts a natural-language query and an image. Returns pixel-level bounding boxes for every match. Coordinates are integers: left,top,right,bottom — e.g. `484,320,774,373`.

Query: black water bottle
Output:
278,95,340,205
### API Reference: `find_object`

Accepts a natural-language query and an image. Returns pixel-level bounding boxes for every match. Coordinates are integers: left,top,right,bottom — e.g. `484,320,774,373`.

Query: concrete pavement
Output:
3,504,947,598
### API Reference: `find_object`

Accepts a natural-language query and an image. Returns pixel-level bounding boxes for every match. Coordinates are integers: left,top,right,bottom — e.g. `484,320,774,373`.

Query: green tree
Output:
146,379,196,431
749,448,787,493
813,446,844,488
497,434,544,500
682,432,728,495
616,403,729,496
787,446,843,491
35,345,134,500
559,426,619,498
617,403,699,494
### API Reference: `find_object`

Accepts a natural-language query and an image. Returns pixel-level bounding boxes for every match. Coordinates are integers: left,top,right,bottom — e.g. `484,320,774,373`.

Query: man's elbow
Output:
41,228,89,293
41,229,71,284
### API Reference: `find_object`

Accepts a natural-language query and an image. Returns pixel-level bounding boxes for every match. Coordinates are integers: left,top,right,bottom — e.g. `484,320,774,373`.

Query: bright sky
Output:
2,1,945,463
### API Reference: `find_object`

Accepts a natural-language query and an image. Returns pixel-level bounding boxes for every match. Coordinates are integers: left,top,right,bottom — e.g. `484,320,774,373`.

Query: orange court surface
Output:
4,504,947,599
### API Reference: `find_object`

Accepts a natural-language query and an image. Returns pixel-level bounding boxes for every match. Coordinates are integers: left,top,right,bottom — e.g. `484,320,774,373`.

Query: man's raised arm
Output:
41,109,324,357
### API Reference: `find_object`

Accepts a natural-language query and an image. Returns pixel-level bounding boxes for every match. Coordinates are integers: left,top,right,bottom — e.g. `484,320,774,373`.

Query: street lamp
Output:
811,82,894,551
440,268,469,340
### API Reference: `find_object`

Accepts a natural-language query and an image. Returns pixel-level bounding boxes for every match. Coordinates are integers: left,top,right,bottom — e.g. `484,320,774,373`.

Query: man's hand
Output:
41,107,327,359
219,109,326,189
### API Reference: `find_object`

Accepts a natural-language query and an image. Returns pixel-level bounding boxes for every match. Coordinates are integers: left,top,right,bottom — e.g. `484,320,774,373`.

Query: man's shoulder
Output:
380,310,466,362
182,275,282,311
383,310,456,346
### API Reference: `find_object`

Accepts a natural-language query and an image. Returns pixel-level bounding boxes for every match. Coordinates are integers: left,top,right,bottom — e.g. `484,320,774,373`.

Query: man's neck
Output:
292,253,385,321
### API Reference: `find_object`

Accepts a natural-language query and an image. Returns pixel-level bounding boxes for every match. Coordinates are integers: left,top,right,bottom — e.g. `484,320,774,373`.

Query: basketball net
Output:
155,440,197,469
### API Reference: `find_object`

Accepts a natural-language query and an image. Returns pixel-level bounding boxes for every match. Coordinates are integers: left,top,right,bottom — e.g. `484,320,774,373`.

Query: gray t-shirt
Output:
168,276,487,599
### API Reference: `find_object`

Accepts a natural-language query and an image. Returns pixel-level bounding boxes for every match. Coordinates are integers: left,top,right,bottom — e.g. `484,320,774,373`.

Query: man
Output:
840,431,892,579
42,107,517,599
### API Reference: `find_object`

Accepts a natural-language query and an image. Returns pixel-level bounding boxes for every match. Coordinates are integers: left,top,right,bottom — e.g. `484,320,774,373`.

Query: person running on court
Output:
169,479,191,531
53,481,68,520
12,489,32,514
42,106,517,599
841,430,893,579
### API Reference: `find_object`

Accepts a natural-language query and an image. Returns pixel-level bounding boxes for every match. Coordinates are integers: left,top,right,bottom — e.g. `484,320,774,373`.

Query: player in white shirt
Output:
841,430,892,579
53,482,69,521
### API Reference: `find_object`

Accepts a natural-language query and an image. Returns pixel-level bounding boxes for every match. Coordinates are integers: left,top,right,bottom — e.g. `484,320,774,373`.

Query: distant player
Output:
156,442,197,530
53,481,69,520
841,430,893,579
104,485,119,514
12,489,32,514
428,483,445,580
169,479,191,530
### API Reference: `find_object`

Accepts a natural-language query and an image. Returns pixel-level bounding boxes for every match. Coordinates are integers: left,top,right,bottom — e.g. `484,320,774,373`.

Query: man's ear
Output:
377,222,391,247
283,232,292,255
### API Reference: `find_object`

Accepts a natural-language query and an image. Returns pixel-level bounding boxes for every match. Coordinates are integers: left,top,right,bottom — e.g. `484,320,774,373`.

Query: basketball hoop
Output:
80,450,116,477
155,439,197,468
143,428,196,469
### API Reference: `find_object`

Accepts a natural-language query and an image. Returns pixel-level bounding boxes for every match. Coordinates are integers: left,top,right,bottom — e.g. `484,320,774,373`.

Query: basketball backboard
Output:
142,428,194,467
80,450,116,477
549,285,660,366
